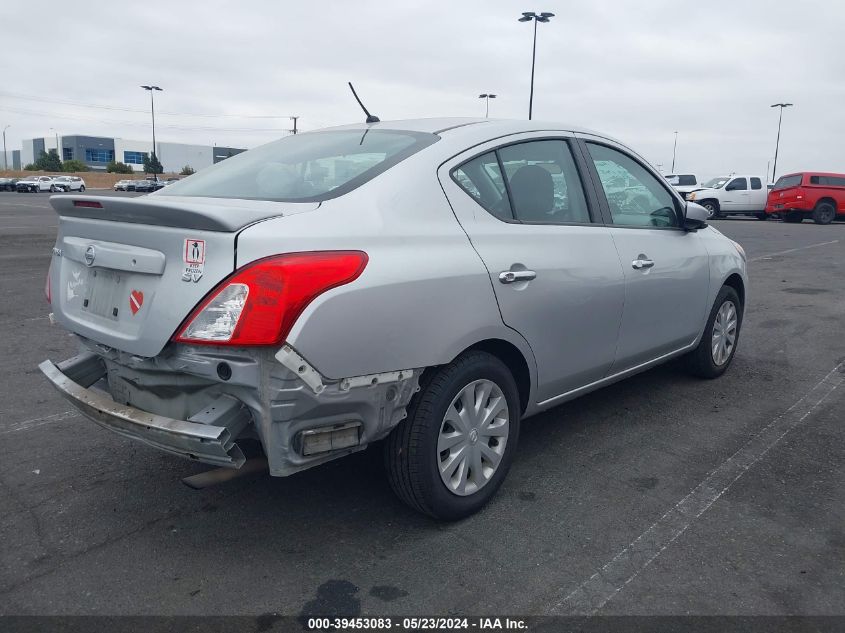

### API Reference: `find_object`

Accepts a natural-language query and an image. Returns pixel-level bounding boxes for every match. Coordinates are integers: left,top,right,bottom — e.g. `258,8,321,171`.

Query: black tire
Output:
755,212,767,221
701,200,720,219
685,286,743,379
79,185,85,192
784,211,803,223
384,350,521,521
812,202,835,225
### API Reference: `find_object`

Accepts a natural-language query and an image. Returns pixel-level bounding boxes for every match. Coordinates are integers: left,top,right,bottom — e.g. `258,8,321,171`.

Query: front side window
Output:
164,129,437,202
498,140,590,224
586,143,678,228
726,178,747,191
750,177,762,190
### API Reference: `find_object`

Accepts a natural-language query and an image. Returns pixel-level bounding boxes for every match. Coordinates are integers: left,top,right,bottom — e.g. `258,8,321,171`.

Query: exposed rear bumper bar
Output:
39,354,249,468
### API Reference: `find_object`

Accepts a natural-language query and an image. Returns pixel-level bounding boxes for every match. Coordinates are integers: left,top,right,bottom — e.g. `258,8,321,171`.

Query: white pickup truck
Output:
685,175,768,220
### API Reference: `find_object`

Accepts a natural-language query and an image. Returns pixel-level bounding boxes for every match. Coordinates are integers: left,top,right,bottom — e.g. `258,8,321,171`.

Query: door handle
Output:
631,257,654,270
499,270,537,284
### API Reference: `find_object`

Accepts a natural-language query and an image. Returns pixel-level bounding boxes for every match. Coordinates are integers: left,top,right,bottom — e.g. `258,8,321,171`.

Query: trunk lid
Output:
48,194,319,357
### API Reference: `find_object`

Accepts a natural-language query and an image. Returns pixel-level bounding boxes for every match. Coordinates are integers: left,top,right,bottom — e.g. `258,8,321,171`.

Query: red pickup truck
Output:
766,172,845,224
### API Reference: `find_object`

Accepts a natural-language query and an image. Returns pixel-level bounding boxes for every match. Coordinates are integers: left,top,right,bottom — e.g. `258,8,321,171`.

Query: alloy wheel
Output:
711,300,738,366
437,379,509,496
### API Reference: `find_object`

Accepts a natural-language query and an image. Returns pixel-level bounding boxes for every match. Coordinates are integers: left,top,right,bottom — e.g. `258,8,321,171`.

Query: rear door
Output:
578,137,711,372
749,177,766,210
439,134,625,403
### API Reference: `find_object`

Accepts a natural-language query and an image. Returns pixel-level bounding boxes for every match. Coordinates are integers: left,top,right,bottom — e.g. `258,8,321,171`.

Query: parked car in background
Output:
50,176,86,192
40,118,747,520
16,175,54,192
114,180,132,191
0,177,19,191
664,173,699,199
132,179,164,192
766,172,845,224
686,175,768,219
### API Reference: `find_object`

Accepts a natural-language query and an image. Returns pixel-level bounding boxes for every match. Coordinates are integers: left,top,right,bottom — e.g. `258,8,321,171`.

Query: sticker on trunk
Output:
182,238,206,282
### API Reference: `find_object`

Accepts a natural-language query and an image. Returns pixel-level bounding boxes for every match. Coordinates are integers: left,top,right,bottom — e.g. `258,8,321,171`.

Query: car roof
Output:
321,117,611,140
781,171,845,177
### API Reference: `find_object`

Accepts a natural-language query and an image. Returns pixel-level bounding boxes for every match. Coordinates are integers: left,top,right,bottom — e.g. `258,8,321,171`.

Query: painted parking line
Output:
1,410,79,435
548,361,844,615
749,239,840,262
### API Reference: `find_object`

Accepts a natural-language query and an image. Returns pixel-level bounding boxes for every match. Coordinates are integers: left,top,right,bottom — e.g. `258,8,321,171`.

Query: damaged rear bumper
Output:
38,354,250,468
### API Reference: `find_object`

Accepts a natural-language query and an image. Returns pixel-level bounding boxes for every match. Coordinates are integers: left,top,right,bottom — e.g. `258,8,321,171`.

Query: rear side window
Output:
773,174,803,190
750,178,762,190
452,139,592,225
453,152,511,220
498,140,590,224
810,175,845,186
163,129,437,202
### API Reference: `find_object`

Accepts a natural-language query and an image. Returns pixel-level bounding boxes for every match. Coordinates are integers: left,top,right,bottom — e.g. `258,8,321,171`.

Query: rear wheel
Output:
812,202,835,225
783,211,803,223
685,286,742,379
385,351,520,520
79,185,85,192
701,200,720,219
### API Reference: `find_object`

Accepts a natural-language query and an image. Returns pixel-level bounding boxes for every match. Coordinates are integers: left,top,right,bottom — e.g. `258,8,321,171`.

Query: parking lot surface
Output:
0,191,843,616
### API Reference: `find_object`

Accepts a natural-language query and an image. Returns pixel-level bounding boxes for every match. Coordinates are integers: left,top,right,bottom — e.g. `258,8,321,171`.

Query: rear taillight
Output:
173,251,368,346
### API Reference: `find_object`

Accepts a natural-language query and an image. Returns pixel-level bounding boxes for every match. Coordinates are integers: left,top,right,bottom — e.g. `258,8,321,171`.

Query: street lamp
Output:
770,103,793,182
2,125,9,171
518,11,554,120
50,127,60,161
478,94,497,118
671,131,678,173
141,85,163,179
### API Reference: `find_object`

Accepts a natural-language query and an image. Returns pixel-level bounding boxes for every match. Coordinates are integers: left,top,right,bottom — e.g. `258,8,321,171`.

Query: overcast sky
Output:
2,0,843,180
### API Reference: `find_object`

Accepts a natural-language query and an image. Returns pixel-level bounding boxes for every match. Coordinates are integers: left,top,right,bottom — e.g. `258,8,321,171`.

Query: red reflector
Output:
73,200,102,208
173,251,368,346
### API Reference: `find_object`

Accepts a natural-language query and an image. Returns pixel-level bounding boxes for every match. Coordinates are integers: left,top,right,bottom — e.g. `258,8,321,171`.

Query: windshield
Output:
703,176,730,189
772,174,803,190
163,129,438,202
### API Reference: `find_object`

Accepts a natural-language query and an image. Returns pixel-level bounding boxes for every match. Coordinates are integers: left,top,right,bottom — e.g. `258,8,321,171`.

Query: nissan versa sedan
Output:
40,118,747,520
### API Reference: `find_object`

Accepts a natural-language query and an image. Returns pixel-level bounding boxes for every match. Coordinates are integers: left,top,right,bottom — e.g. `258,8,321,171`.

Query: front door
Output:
723,177,749,211
579,138,711,372
439,135,625,403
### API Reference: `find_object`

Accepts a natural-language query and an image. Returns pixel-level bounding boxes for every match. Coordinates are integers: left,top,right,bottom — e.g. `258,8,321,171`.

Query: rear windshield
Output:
162,129,437,202
772,174,803,190
665,174,696,186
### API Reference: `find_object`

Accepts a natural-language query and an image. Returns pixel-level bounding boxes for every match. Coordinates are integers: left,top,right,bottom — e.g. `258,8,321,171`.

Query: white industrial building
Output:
18,135,245,173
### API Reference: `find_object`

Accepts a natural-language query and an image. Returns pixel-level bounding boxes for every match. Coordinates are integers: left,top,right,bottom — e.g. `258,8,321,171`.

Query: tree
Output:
34,149,63,172
62,159,89,172
143,152,163,176
180,165,195,176
23,163,37,171
106,161,134,174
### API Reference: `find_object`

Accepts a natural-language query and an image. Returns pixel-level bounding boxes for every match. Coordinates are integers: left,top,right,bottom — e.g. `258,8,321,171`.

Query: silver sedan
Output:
40,118,746,520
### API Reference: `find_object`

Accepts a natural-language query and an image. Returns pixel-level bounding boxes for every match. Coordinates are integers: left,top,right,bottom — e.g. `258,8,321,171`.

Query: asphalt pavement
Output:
0,191,843,617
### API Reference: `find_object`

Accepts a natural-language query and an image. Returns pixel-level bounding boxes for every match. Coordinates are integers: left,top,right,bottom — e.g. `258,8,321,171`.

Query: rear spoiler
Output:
50,194,319,232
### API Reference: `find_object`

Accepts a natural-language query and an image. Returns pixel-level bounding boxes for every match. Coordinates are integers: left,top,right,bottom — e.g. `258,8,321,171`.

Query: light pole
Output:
2,125,9,171
141,85,163,179
770,103,793,182
478,94,497,118
671,131,678,172
50,127,60,162
518,11,554,120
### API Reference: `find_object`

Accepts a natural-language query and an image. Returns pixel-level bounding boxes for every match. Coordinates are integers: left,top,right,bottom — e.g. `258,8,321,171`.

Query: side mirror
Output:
684,202,708,231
